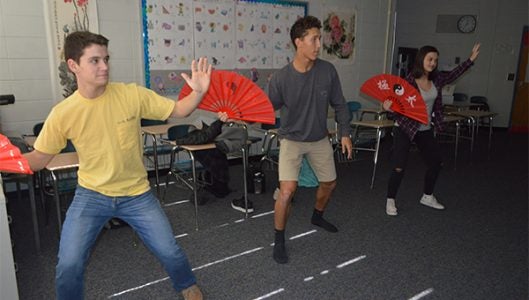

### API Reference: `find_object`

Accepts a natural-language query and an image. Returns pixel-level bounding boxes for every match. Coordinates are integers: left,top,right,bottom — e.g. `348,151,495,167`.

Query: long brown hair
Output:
410,45,439,80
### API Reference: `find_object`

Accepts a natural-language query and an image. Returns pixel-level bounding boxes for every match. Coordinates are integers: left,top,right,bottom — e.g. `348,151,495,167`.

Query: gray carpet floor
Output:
7,130,528,299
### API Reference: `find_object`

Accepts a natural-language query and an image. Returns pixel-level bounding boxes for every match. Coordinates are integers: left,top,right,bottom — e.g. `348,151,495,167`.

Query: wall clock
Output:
457,15,477,33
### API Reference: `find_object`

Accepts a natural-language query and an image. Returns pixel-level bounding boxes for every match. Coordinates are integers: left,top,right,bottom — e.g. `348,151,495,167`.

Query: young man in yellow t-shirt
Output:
24,31,217,300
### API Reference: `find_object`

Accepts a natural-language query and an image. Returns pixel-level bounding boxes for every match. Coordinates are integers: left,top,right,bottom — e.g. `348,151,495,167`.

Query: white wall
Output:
0,0,54,136
394,0,527,127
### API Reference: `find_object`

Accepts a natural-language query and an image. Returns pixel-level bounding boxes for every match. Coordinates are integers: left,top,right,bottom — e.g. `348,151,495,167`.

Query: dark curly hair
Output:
290,15,322,50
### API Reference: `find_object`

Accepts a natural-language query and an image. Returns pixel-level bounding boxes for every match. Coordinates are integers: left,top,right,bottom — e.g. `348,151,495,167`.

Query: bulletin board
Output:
141,0,307,96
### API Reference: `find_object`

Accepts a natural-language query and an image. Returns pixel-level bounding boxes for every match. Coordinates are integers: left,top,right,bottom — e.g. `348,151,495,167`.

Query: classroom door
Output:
395,47,417,78
509,26,529,133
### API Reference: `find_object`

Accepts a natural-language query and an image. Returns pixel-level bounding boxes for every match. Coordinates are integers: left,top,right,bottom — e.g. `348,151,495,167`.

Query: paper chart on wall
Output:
145,0,194,70
235,1,273,69
271,5,304,68
193,0,235,69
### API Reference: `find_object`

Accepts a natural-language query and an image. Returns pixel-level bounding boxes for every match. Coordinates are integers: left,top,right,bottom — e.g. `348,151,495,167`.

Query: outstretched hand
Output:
469,43,480,62
181,57,212,96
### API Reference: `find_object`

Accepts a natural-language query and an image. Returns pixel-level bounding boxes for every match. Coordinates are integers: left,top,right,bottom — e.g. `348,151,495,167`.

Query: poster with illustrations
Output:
194,0,235,69
271,4,304,68
321,10,356,64
145,0,194,70
142,0,306,94
235,1,273,69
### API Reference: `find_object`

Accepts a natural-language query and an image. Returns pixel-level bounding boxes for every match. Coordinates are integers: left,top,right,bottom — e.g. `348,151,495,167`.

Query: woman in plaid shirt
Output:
382,43,480,216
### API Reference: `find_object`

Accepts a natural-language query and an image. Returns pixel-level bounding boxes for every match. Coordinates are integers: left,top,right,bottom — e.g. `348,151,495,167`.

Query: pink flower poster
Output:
322,10,356,64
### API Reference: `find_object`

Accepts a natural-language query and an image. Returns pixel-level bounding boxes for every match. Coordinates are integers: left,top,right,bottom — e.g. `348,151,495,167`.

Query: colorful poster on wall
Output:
141,0,306,94
321,10,356,64
47,0,99,99
145,0,194,70
271,5,304,68
194,0,235,69
235,1,273,69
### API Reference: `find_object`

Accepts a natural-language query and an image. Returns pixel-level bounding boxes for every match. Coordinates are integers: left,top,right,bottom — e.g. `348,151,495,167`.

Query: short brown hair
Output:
63,31,109,64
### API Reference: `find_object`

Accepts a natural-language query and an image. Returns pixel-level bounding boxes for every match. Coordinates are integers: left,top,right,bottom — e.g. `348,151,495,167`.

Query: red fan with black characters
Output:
0,134,33,174
360,74,428,124
179,70,275,124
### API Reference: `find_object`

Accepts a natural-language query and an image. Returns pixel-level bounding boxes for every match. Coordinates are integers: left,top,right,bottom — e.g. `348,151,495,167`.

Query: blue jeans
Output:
56,186,196,300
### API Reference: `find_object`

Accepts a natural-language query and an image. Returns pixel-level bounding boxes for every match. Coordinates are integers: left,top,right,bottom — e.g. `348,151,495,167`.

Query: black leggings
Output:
387,127,443,199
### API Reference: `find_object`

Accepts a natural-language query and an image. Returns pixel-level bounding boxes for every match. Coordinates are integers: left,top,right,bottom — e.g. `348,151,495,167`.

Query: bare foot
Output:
182,284,203,300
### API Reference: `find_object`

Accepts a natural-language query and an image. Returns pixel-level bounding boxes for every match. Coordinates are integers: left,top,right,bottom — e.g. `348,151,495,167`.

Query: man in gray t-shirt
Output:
267,15,353,264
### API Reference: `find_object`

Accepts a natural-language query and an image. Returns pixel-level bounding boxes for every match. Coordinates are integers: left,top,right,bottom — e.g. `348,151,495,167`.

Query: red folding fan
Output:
179,70,275,124
360,74,428,124
0,134,33,174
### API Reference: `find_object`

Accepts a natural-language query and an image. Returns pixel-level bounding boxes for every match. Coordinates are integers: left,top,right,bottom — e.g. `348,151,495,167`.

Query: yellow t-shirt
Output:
34,82,175,196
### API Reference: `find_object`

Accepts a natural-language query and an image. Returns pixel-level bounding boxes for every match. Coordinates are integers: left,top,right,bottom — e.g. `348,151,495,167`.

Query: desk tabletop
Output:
141,124,174,135
351,119,394,128
180,143,216,151
444,102,483,108
450,110,497,118
46,152,79,171
163,139,217,151
443,115,465,123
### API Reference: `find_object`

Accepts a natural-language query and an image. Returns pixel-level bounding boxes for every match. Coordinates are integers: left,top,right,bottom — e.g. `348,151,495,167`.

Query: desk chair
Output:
41,147,78,235
141,119,173,170
260,118,280,171
162,124,208,203
470,96,489,111
469,96,490,129
162,122,252,229
453,92,469,102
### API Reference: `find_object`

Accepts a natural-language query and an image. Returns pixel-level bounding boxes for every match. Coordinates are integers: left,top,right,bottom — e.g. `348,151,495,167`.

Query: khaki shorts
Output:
278,137,336,182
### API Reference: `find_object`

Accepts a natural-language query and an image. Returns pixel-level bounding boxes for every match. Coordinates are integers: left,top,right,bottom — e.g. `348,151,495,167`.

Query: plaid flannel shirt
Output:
389,59,474,140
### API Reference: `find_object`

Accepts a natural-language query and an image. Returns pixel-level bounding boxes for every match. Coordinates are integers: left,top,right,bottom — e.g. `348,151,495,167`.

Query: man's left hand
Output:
341,136,353,160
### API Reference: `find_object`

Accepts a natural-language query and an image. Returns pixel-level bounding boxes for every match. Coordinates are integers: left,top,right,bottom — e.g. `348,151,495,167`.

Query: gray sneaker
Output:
420,194,445,210
386,198,397,216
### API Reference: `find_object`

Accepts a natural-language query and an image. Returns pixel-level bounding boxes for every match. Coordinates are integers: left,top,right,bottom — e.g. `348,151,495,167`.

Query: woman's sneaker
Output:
231,197,254,213
386,198,397,216
420,194,445,210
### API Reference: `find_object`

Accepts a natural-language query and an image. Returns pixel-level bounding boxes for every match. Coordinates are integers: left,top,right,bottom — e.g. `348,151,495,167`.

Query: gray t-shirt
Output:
267,59,351,142
418,85,438,131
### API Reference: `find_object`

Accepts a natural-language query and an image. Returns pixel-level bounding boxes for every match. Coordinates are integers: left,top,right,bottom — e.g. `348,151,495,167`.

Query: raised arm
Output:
440,43,480,86
170,57,212,118
469,43,480,62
